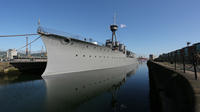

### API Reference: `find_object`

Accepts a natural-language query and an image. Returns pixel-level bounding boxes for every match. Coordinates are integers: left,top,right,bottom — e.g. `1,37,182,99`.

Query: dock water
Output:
0,62,150,112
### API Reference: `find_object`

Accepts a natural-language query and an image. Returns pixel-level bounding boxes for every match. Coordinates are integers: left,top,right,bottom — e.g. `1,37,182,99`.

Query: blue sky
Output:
0,0,200,57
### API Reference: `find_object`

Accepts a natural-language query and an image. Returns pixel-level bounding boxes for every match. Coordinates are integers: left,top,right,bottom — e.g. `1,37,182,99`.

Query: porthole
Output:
62,38,71,45
83,55,85,57
64,38,70,43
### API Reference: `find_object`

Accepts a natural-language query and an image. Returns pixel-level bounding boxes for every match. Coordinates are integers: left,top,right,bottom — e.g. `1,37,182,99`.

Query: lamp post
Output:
187,42,191,47
174,51,177,70
181,48,185,73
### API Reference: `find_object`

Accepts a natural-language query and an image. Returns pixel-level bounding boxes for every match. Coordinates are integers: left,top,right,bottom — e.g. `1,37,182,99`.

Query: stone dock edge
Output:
147,60,200,112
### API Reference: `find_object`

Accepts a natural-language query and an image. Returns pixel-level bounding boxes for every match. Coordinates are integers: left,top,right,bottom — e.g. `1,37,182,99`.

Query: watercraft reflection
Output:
44,64,138,111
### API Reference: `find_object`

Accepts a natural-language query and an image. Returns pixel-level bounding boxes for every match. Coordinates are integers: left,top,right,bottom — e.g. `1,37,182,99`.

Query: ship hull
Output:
41,34,138,77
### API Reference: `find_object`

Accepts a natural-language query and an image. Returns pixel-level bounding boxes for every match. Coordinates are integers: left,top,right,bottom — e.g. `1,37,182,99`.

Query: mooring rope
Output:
0,34,38,37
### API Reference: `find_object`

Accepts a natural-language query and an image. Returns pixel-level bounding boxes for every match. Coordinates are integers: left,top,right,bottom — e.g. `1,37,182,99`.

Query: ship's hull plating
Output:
41,35,138,77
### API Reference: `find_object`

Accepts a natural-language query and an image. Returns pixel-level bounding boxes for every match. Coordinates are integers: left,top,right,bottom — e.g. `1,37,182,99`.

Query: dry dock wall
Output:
147,61,195,112
10,62,46,75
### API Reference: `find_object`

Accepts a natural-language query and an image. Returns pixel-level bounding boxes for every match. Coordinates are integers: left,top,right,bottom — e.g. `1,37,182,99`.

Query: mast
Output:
113,12,116,25
41,46,44,57
110,13,118,48
29,42,31,57
26,37,29,57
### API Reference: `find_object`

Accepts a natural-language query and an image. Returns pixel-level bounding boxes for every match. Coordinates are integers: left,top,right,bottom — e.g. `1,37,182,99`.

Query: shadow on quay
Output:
0,61,45,85
148,61,195,112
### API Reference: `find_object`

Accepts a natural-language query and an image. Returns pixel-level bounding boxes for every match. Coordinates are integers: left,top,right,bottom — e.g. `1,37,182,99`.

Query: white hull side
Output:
41,35,138,77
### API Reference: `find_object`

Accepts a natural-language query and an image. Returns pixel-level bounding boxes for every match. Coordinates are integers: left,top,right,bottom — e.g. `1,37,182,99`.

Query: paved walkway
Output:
157,62,200,80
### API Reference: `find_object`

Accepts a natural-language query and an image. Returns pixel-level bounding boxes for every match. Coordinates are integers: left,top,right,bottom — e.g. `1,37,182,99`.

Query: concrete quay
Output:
0,62,19,75
148,61,200,112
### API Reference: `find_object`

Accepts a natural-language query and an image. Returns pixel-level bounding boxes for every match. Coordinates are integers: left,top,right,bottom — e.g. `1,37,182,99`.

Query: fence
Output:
155,43,200,80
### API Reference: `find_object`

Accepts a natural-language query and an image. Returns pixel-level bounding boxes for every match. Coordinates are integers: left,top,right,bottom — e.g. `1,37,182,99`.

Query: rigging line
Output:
0,34,38,37
17,36,41,50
